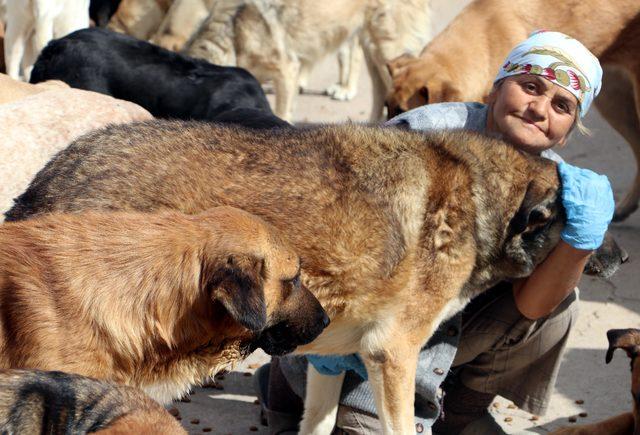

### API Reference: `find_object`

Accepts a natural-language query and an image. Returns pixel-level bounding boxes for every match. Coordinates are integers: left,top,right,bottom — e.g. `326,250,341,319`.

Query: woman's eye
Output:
554,101,571,114
523,82,537,93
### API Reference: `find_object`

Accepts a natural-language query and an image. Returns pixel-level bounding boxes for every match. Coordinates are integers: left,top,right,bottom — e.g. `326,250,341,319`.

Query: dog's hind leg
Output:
299,366,345,435
595,65,640,221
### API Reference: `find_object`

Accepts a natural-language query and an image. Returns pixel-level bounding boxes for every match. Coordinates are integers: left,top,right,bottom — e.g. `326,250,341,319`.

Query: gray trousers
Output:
333,288,579,434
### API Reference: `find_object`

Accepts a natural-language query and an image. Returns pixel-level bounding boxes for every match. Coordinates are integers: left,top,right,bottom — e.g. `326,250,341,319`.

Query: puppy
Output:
0,206,328,403
0,369,186,434
384,0,640,221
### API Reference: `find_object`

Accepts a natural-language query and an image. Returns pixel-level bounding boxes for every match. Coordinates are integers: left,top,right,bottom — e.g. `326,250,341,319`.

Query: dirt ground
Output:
170,1,640,433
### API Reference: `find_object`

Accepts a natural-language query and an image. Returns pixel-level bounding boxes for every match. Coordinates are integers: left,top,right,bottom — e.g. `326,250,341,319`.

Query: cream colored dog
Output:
3,0,89,81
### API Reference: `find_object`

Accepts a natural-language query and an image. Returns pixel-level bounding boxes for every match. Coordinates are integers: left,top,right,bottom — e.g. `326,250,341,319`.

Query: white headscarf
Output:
495,30,602,116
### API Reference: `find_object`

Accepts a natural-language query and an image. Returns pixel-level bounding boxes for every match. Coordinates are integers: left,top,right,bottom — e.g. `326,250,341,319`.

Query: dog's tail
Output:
182,0,246,66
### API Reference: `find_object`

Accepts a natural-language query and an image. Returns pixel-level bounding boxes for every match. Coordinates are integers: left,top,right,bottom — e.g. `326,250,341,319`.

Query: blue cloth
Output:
558,162,614,250
307,354,368,380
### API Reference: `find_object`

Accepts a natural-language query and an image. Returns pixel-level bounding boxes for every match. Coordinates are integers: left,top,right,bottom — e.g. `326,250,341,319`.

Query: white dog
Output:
3,0,90,81
183,0,431,122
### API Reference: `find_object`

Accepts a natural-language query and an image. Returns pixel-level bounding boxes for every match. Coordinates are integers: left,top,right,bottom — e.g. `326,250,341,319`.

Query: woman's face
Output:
486,75,579,154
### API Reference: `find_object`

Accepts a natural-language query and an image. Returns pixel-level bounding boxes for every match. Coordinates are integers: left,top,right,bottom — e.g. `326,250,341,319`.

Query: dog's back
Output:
30,28,271,120
0,369,185,434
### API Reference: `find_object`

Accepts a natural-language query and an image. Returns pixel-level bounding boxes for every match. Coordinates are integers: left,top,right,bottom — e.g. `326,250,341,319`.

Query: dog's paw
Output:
326,83,357,101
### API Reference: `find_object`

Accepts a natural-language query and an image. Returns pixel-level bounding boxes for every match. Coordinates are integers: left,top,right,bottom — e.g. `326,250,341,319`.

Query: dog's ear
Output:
606,329,640,364
507,181,555,238
204,254,267,333
386,53,415,77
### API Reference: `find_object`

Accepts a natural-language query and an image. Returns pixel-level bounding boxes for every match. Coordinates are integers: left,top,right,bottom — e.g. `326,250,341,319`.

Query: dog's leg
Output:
361,39,388,122
326,37,361,101
595,65,640,221
273,57,299,122
362,343,420,435
299,366,345,435
4,2,32,80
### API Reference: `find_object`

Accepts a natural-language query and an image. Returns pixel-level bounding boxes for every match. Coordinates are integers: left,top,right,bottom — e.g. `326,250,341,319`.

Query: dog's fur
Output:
0,369,186,434
551,328,640,435
30,28,273,121
0,72,68,105
183,0,430,121
385,0,640,221
0,206,328,403
0,86,151,216
3,0,89,81
107,0,172,40
150,0,213,52
7,121,571,432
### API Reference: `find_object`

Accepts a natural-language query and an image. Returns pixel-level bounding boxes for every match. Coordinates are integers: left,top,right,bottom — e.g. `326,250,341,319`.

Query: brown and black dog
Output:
552,328,640,435
5,121,578,433
385,0,640,221
0,206,328,404
0,369,186,434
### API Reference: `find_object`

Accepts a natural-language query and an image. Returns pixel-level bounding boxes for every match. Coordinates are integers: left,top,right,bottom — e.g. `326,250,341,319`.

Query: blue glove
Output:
306,354,368,380
558,162,614,250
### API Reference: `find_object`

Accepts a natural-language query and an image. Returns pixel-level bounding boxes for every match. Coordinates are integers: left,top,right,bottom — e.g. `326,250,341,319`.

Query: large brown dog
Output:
0,369,186,434
0,206,328,404
551,328,640,434
7,122,569,433
385,0,640,221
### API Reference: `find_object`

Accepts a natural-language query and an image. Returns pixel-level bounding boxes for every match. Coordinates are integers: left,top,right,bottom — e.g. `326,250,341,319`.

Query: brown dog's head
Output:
385,54,465,119
606,329,640,408
199,207,329,356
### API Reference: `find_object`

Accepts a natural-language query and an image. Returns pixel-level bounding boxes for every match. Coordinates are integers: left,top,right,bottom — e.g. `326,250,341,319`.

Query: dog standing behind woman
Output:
183,0,430,121
0,206,328,404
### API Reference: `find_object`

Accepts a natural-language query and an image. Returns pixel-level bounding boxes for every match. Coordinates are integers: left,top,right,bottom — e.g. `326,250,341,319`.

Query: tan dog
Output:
107,0,173,40
0,72,68,105
183,0,430,122
0,369,186,434
0,207,328,404
385,0,640,221
6,122,570,433
551,328,640,434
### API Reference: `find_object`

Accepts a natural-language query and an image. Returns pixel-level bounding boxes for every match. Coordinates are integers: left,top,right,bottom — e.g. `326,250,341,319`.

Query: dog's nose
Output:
322,313,330,328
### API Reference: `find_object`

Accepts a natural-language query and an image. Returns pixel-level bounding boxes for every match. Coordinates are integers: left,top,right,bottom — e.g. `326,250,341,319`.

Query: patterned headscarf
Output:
495,30,602,117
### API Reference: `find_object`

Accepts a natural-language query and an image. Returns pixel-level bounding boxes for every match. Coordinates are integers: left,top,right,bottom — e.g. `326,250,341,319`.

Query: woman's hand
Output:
558,162,615,250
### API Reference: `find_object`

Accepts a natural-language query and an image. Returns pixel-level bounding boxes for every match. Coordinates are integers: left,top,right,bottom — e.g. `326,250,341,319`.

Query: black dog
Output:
30,28,273,121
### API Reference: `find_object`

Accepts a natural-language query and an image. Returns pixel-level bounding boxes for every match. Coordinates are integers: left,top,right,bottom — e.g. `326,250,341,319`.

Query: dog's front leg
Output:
362,344,420,435
299,366,345,435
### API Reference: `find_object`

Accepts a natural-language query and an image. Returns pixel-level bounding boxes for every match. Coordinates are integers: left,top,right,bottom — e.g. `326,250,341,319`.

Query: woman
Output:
255,30,615,435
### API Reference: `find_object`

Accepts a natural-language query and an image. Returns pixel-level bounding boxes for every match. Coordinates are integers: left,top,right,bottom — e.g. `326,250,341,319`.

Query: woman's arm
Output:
512,240,591,320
